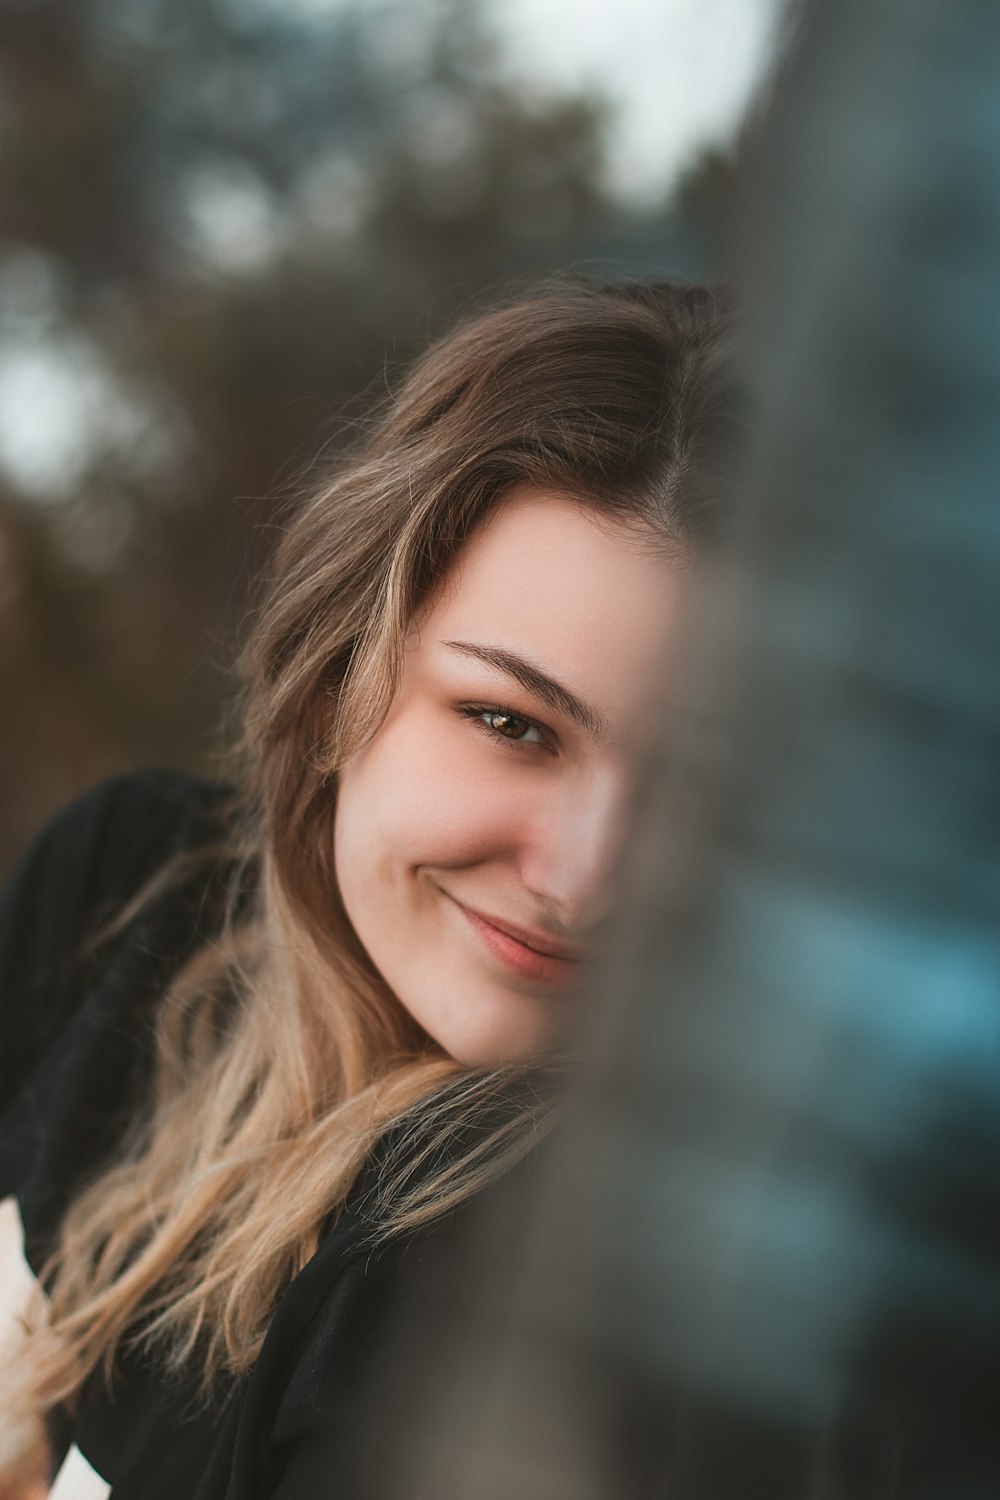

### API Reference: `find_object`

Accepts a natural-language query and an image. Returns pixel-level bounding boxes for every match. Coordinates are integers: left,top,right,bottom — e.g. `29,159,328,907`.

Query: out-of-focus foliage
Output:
0,0,721,865
671,145,739,268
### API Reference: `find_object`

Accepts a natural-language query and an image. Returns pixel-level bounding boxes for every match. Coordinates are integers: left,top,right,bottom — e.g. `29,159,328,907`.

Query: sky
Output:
490,0,786,201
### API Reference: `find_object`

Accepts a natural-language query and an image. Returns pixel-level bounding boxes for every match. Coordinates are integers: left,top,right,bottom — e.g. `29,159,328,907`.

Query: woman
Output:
0,276,737,1499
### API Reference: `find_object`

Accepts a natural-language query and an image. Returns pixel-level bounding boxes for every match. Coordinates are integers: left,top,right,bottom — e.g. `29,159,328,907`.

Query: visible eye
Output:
457,703,551,753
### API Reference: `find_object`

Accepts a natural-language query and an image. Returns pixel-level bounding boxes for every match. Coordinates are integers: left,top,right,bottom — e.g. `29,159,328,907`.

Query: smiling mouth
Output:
457,903,583,961
439,889,584,985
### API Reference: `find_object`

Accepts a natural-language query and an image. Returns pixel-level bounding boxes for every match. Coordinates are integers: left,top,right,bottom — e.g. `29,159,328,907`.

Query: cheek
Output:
334,712,528,889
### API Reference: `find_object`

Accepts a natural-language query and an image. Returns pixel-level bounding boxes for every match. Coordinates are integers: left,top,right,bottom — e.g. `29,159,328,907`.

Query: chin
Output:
445,1037,543,1068
427,1000,556,1069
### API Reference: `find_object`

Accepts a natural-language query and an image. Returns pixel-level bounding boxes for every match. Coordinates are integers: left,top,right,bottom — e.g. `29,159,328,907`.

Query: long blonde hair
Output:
4,276,738,1460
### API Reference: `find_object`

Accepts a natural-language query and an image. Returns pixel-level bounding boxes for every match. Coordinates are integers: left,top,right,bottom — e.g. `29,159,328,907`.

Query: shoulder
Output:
0,767,240,1124
8,766,235,898
0,768,251,1267
2,765,236,950
262,1153,538,1498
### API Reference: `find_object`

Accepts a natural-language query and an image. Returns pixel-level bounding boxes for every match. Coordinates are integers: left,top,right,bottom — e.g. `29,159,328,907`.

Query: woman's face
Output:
334,486,690,1065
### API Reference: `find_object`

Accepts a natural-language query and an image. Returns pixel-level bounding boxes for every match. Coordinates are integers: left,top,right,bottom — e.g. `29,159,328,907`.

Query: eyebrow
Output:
443,639,609,743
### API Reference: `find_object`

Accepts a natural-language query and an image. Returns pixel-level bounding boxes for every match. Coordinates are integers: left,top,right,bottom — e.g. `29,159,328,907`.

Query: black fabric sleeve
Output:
0,769,226,1114
0,767,237,1230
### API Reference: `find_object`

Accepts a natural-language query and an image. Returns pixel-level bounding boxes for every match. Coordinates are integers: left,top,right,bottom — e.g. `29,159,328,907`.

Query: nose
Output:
519,767,632,938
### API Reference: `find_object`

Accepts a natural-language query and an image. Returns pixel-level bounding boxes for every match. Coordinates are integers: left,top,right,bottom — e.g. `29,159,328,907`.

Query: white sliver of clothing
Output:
0,1195,110,1500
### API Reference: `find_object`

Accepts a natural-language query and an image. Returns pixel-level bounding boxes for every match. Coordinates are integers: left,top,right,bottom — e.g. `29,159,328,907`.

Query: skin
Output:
334,485,690,1066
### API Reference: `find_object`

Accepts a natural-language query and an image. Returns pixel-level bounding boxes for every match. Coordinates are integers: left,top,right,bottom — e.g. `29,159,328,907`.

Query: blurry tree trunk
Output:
376,0,1000,1495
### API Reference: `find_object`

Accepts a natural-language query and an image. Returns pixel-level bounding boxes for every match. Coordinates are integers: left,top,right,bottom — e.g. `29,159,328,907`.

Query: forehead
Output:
414,486,687,725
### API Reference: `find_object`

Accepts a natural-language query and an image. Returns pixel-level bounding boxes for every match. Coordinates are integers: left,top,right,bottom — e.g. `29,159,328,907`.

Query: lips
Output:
456,901,582,961
440,889,584,985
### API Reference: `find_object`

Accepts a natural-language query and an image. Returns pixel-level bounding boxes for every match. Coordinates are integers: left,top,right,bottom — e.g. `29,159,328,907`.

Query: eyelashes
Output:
457,702,552,754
